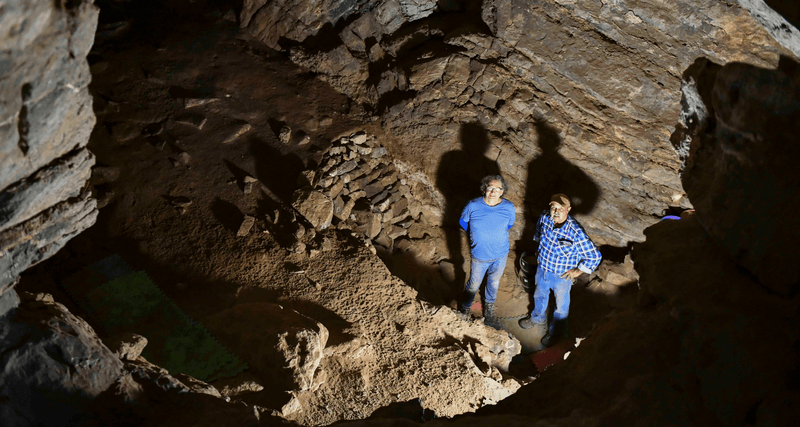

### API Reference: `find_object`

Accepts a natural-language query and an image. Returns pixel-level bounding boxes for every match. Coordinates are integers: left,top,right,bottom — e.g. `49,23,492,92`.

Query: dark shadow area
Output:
435,122,501,299
676,55,800,295
433,332,484,349
266,117,286,138
209,197,244,233
518,119,600,252
247,134,305,203
764,0,800,30
94,0,235,49
376,244,453,306
222,159,252,192
598,243,633,264
280,300,356,347
368,398,436,422
231,286,355,347
255,188,281,220
376,88,420,115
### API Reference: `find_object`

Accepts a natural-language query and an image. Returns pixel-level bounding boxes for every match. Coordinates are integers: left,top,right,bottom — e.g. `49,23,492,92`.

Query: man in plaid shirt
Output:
519,193,601,346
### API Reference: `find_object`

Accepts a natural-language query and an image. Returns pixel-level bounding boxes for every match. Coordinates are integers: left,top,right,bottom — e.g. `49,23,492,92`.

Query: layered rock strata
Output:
243,0,797,248
0,0,99,298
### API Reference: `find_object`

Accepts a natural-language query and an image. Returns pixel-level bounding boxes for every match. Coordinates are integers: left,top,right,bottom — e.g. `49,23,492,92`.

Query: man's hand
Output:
561,268,583,280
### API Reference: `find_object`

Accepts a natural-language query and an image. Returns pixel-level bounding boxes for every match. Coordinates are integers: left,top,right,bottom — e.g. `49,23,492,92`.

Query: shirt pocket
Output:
555,238,574,256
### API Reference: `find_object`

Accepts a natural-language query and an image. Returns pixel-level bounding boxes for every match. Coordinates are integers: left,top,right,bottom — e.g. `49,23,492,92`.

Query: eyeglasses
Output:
486,187,503,192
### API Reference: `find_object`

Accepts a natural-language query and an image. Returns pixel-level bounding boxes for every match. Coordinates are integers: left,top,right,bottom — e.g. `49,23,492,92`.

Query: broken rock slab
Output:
0,292,123,426
0,191,97,292
0,149,94,232
292,188,333,230
242,176,258,194
185,98,219,108
237,215,256,236
108,333,148,361
212,372,265,397
221,122,252,144
206,303,328,392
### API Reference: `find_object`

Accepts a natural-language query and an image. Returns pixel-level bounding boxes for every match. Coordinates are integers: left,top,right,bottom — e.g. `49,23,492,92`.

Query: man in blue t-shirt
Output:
456,175,516,328
519,193,601,346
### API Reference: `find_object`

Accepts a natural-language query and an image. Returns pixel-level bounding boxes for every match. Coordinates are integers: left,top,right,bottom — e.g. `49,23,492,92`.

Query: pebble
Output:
243,176,258,194
185,98,219,108
279,125,292,144
237,215,256,236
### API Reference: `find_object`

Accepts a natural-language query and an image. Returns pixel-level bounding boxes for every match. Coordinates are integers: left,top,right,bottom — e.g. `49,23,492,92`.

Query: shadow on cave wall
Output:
675,55,800,295
517,119,600,253
435,122,501,298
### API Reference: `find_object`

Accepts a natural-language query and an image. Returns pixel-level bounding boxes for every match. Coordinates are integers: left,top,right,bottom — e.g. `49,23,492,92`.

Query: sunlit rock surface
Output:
243,0,797,249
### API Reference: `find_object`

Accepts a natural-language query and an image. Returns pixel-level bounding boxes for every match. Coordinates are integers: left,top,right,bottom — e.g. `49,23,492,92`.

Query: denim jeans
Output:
459,255,508,311
530,268,572,336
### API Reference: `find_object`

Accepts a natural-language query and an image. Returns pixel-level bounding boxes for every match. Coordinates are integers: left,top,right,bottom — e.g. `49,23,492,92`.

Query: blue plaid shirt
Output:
534,211,601,275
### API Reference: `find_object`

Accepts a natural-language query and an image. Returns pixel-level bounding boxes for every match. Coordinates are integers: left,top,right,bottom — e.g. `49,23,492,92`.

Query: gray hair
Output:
480,174,506,193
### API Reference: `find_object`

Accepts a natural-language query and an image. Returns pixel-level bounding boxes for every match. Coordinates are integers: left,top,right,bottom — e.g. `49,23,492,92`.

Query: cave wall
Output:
0,0,98,307
677,56,800,295
241,0,796,248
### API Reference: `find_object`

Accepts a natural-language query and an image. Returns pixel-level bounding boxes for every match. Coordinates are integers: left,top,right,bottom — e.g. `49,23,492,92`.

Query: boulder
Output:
0,292,123,426
292,188,333,229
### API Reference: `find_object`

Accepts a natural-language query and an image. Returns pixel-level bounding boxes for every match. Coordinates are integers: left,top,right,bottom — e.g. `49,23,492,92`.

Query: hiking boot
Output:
455,306,470,321
484,303,499,329
542,319,568,347
541,332,554,347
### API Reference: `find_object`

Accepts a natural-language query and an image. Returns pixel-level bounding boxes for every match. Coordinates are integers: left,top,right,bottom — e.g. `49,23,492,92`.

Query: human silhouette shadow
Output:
247,134,304,204
435,122,501,297
519,120,600,252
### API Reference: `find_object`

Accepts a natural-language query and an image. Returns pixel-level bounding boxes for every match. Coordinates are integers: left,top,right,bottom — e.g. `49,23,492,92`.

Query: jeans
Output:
530,267,572,336
459,255,508,311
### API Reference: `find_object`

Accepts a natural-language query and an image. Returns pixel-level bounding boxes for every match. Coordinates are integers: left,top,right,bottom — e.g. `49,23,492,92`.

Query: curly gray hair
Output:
480,174,506,193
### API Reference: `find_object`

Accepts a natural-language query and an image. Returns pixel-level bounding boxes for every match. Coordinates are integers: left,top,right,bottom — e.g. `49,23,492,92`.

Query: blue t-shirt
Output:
460,198,515,261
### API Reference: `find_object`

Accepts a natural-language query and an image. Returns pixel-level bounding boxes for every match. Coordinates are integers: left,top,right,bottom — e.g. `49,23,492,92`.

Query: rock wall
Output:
0,0,99,305
242,0,796,249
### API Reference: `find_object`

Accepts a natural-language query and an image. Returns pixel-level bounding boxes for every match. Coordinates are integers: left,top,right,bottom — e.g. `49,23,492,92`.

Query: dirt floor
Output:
16,3,626,425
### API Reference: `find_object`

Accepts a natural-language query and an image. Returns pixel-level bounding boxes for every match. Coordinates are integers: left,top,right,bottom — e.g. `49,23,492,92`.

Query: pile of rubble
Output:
293,132,442,256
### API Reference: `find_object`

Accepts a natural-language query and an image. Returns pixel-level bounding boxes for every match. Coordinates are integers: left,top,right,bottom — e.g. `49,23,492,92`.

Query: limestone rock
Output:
242,175,258,194
244,0,797,249
279,125,292,144
108,333,148,361
237,215,256,236
212,372,265,397
0,292,123,426
221,122,252,144
0,191,97,292
185,98,219,108
0,148,94,232
292,188,333,230
207,303,328,392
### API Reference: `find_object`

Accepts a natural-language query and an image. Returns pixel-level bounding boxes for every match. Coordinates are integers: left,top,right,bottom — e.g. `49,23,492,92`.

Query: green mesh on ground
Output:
63,262,246,382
